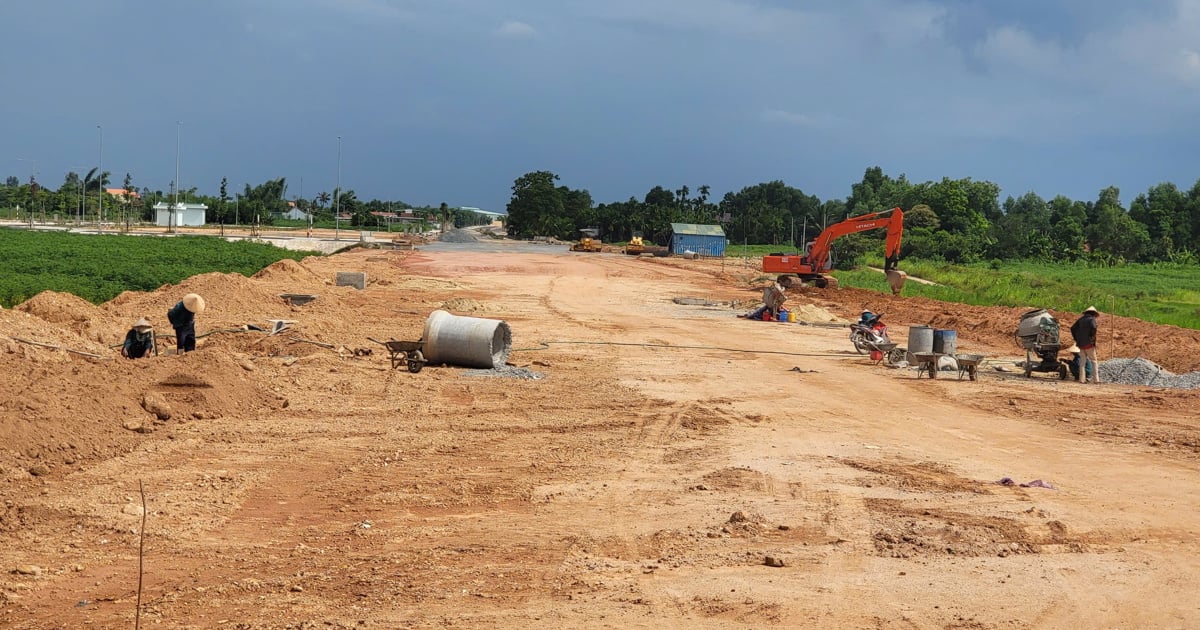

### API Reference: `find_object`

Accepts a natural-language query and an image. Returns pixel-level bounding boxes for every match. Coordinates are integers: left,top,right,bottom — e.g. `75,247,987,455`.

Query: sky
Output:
2,0,1200,213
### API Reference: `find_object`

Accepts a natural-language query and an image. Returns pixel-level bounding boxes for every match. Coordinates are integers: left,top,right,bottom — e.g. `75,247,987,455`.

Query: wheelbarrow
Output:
369,337,427,373
867,341,905,366
912,352,943,378
954,353,985,381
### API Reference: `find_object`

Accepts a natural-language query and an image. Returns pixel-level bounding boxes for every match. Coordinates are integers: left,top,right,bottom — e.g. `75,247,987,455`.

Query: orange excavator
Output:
761,207,907,294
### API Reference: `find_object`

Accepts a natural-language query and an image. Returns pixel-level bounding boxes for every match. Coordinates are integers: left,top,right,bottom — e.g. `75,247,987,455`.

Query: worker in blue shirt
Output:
167,293,205,353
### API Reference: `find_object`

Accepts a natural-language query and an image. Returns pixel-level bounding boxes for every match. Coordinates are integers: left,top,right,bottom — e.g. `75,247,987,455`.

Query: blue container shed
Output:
669,223,726,257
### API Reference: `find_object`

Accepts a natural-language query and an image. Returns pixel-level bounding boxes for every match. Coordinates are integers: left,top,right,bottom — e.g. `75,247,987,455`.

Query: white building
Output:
153,202,208,227
275,201,310,221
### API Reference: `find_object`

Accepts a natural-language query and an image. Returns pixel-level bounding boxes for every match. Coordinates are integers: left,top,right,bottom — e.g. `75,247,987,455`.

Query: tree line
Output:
504,168,1200,266
0,172,492,231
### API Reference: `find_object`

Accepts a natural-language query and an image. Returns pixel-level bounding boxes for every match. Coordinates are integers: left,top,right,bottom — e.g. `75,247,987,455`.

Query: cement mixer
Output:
1015,309,1067,379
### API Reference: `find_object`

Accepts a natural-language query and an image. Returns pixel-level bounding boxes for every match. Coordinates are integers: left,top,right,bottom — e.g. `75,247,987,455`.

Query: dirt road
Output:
2,245,1199,628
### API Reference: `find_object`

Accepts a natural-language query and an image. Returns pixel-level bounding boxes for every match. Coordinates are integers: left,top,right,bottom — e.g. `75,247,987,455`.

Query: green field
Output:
0,228,320,307
834,258,1200,330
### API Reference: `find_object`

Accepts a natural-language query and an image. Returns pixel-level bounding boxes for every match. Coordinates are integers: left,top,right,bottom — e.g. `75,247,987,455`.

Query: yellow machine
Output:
624,234,668,256
571,229,603,252
625,235,645,254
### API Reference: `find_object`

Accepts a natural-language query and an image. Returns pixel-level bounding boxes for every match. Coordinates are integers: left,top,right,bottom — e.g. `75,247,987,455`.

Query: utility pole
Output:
174,121,181,233
97,125,103,228
335,135,342,241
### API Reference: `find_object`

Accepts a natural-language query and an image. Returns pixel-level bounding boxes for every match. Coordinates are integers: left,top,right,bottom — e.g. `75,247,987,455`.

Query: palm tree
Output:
83,167,111,192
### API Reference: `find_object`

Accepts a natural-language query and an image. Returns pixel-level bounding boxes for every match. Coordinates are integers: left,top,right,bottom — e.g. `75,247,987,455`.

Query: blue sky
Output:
2,0,1199,212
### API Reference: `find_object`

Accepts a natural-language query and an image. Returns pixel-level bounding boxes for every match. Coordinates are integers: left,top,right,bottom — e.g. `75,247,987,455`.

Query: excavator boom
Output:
762,207,905,292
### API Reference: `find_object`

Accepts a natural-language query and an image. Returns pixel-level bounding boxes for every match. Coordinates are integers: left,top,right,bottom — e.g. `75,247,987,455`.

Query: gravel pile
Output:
439,229,480,243
463,366,545,380
1098,358,1200,389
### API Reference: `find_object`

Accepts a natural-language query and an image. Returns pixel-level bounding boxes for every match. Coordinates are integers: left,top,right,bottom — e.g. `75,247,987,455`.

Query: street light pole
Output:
97,125,103,228
174,121,181,233
335,135,342,241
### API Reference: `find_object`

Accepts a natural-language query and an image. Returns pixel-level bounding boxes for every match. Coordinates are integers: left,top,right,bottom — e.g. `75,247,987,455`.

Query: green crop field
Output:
834,257,1200,330
0,228,320,307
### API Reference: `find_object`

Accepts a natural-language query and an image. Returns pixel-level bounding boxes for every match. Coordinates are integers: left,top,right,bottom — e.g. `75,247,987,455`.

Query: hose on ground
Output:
513,339,858,359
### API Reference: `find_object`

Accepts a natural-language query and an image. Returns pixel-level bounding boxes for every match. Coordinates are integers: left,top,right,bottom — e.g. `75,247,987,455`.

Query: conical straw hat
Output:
133,317,153,331
182,293,206,314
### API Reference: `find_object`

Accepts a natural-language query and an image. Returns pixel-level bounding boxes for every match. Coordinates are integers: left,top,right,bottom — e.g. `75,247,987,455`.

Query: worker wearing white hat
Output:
167,293,206,353
121,317,156,359
1069,306,1101,384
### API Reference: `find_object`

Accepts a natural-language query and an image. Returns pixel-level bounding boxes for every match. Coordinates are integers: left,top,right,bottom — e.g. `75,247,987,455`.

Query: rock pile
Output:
439,229,480,243
1099,358,1200,389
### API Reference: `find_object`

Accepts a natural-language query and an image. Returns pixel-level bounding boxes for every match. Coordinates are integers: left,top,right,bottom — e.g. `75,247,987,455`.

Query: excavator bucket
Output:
885,269,907,295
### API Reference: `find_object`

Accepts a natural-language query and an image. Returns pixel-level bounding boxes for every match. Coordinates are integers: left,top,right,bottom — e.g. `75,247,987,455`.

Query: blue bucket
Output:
933,329,957,355
778,309,788,322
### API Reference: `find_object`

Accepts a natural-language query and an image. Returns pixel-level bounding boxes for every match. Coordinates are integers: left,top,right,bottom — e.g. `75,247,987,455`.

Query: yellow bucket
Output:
787,311,796,322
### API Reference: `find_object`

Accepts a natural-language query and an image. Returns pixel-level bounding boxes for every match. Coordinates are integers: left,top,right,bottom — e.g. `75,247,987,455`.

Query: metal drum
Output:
933,329,957,355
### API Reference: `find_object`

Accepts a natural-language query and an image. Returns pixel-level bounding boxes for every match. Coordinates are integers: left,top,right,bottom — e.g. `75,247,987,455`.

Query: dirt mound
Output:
440,297,494,314
15,291,104,326
102,272,303,334
14,291,121,345
0,309,112,356
0,350,277,500
787,302,847,323
252,257,323,283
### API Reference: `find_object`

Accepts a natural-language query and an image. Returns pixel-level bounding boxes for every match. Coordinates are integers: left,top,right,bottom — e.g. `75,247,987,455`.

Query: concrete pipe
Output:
422,310,512,369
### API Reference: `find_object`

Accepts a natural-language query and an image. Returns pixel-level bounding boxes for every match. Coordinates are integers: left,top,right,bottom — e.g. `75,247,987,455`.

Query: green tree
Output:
1088,186,1149,262
847,167,912,215
505,171,564,239
905,204,939,230
122,173,134,227
1129,182,1190,260
993,192,1052,260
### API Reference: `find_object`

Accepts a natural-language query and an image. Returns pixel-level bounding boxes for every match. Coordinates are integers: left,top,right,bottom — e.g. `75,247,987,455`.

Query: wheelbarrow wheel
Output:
407,350,425,374
886,347,906,365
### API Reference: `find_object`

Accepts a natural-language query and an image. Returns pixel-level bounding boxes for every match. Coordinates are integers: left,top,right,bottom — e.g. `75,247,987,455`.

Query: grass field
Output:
0,228,320,307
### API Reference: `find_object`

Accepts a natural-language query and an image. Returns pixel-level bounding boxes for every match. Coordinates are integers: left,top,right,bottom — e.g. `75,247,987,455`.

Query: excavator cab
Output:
799,241,834,272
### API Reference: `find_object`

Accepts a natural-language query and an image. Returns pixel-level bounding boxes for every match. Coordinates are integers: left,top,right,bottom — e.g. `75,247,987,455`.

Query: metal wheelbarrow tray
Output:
867,341,904,365
954,353,985,381
912,352,943,378
370,338,428,373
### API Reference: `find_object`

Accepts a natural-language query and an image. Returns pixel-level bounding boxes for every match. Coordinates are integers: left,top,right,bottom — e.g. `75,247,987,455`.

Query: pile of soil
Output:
14,291,121,346
251,257,325,283
0,350,276,500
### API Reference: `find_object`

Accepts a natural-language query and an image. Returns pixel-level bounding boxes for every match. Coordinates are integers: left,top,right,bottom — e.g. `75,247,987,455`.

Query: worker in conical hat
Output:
182,293,205,314
121,317,156,359
167,293,205,353
1069,306,1101,384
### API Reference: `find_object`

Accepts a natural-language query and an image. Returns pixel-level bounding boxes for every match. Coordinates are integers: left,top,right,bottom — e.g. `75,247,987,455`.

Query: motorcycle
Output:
849,314,893,355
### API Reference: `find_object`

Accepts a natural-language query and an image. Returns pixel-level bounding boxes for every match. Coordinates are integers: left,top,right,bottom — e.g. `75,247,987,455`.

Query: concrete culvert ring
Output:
422,310,513,369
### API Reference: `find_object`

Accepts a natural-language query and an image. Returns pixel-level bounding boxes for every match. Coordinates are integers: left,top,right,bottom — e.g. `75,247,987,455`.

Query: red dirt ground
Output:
2,245,1199,628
